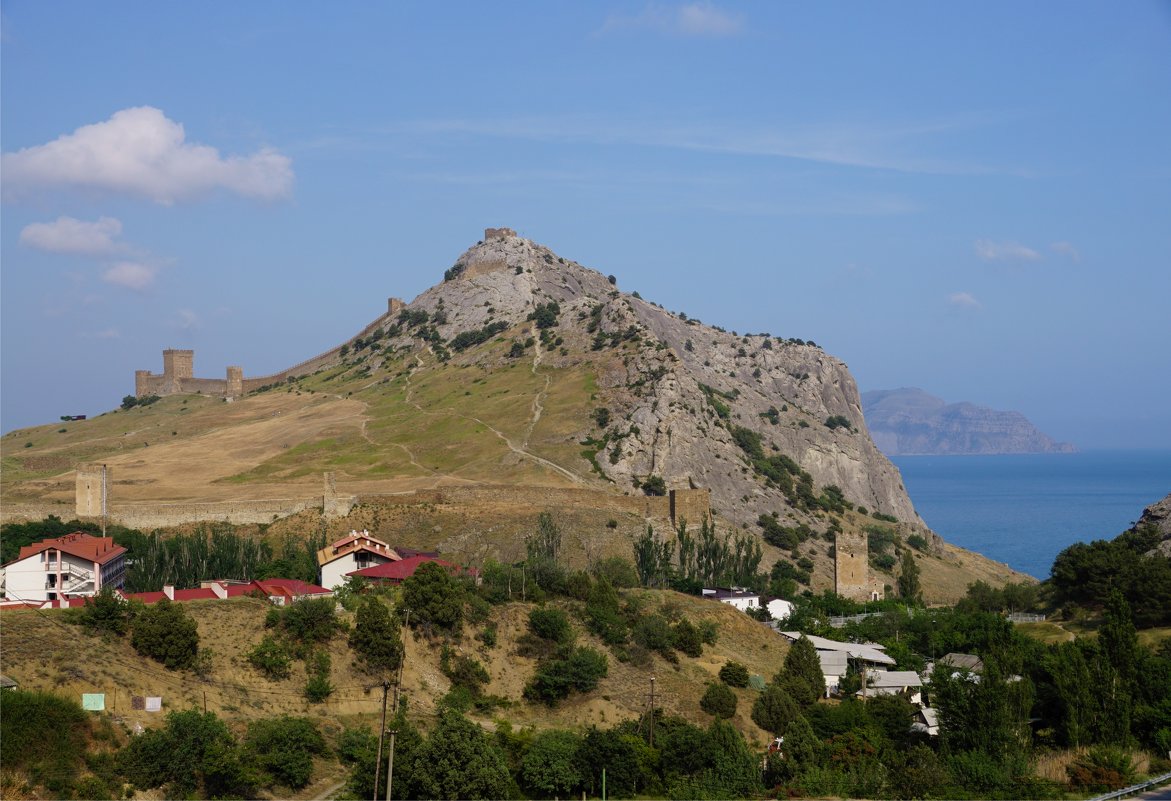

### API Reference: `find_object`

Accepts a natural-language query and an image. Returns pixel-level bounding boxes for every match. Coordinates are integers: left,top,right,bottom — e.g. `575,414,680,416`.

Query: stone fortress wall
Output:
834,528,883,602
134,298,406,399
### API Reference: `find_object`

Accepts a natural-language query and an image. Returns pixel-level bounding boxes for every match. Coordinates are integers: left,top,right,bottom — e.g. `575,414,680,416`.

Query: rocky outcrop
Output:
382,230,923,530
862,387,1077,456
1130,493,1171,557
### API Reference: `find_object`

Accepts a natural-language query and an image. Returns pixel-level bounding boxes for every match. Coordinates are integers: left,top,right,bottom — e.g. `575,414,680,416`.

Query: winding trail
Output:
403,348,584,486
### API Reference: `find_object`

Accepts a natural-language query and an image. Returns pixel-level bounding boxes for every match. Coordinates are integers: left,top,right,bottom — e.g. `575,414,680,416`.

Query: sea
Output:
889,450,1171,580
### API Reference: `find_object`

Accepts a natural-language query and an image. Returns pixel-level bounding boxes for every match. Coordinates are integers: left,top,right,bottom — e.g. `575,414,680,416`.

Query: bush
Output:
1067,746,1136,793
672,618,703,657
700,682,738,718
402,561,464,631
719,661,750,687
593,556,639,588
79,587,133,635
642,475,667,496
304,651,334,702
0,690,90,797
131,598,199,670
348,597,402,674
529,607,573,644
524,646,609,704
248,635,293,680
244,716,326,789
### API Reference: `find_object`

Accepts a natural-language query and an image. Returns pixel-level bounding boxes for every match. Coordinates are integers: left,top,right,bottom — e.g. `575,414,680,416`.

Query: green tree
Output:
700,682,738,718
349,597,403,674
672,618,704,657
79,586,133,635
779,634,826,704
529,606,572,644
642,474,667,496
521,729,584,798
117,708,254,798
584,578,627,644
719,661,750,687
752,685,801,735
410,709,512,800
897,550,922,603
130,598,199,670
633,525,674,588
243,716,325,789
402,561,464,631
0,689,90,798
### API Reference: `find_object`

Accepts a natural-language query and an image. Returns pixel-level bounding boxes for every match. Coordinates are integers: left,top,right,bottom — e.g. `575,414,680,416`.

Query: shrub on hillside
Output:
529,607,573,644
719,661,750,687
0,690,90,797
700,682,738,718
244,716,326,790
348,597,402,674
131,598,199,670
402,561,465,631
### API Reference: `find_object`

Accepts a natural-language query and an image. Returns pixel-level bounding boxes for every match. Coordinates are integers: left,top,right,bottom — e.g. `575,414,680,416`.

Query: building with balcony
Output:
1,532,127,603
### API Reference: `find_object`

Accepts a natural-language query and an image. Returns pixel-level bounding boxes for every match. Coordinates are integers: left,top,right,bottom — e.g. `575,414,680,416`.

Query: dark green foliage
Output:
402,560,465,631
248,634,293,679
449,320,508,351
411,709,512,800
593,406,611,428
779,635,826,703
1066,746,1136,793
593,556,639,588
243,716,326,789
270,597,339,650
642,474,667,496
443,261,466,281
700,682,737,718
79,586,133,635
524,646,609,704
752,684,801,735
824,414,852,430
118,708,254,799
633,525,674,588
349,597,403,674
131,598,199,669
672,618,703,657
529,301,561,329
507,340,526,358
521,729,584,798
719,661,750,687
304,650,334,702
575,727,644,799
907,533,929,551
932,660,1033,764
0,690,90,797
121,394,161,410
633,613,675,654
585,578,628,644
674,516,762,588
898,550,922,603
343,711,423,800
529,606,572,644
1050,525,1171,625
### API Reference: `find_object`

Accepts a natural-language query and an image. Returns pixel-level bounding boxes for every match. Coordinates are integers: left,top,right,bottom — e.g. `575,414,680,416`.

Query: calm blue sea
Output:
890,450,1171,580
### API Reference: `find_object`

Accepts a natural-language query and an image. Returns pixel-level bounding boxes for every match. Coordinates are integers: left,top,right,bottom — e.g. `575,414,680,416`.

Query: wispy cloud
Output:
20,215,125,255
102,261,157,291
601,2,744,37
2,106,293,204
975,239,1042,262
175,309,200,331
376,113,1012,176
948,291,982,309
1050,241,1080,262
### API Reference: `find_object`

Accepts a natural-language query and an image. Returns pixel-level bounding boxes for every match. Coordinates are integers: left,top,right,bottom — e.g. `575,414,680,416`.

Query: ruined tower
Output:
835,529,881,602
75,464,108,518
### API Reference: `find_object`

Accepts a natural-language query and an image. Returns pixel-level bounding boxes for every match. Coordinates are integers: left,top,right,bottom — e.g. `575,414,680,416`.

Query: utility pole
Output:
386,609,409,801
368,679,390,801
643,675,657,747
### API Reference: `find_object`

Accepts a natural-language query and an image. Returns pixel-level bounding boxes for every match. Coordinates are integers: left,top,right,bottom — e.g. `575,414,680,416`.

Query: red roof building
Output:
346,555,478,584
1,532,127,603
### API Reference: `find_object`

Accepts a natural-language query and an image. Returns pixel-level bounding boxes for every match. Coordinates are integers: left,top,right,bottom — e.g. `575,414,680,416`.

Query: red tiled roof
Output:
12,532,127,566
173,588,218,601
126,591,167,604
347,555,475,581
255,579,331,597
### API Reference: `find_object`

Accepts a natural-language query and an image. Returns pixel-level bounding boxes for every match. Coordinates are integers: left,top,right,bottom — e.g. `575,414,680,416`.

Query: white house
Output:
702,587,761,612
859,670,924,705
316,530,399,590
778,631,897,669
818,650,850,696
767,598,794,621
912,707,939,736
1,532,127,602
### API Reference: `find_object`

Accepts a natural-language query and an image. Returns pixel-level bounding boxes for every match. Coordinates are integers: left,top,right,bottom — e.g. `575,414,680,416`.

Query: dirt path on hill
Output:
522,342,550,449
405,350,584,486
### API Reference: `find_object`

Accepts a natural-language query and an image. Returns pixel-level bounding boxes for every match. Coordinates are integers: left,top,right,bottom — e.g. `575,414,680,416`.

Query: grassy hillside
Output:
0,588,787,749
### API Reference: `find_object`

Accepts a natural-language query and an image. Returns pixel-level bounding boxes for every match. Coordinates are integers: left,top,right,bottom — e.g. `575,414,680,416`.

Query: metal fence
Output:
1088,770,1171,801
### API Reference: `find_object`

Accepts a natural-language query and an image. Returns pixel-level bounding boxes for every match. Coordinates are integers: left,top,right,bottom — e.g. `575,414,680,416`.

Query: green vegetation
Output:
449,320,509,352
130,598,200,670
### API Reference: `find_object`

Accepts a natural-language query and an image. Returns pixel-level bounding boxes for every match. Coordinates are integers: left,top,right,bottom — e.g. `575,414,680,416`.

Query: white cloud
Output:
1050,241,1081,262
974,239,1042,262
948,291,982,309
602,2,744,37
175,309,200,330
102,261,157,290
20,215,125,255
1,106,293,204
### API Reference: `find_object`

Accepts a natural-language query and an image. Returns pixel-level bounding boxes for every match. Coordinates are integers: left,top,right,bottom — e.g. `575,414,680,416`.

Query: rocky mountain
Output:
7,229,1042,596
1129,493,1171,557
862,387,1077,456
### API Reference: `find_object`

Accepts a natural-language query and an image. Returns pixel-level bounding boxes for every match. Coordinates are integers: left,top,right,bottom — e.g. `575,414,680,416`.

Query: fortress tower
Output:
163,349,194,380
669,487,711,528
76,464,108,518
835,529,882,602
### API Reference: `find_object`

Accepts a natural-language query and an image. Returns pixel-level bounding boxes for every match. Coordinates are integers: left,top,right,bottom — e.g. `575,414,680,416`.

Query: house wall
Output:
2,551,109,602
321,552,393,590
719,595,759,611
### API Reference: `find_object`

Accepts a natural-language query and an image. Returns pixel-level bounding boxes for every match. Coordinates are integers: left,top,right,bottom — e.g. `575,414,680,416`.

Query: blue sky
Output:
3,1,1169,448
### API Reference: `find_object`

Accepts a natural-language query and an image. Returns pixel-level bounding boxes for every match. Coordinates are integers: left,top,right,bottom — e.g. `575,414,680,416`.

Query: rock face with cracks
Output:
384,230,921,531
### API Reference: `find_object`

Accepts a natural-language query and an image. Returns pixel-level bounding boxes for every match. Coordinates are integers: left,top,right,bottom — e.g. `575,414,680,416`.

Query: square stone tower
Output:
835,529,872,602
163,349,194,379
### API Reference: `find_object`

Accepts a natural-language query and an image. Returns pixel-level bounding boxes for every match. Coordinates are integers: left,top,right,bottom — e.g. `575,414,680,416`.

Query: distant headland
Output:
862,387,1077,456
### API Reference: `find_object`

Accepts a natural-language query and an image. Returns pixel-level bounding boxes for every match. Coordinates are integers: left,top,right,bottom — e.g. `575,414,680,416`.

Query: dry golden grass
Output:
0,587,790,751
1033,747,1150,784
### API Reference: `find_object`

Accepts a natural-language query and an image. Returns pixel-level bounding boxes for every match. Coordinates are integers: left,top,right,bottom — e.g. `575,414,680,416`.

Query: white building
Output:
1,532,127,602
316,530,399,590
767,598,794,621
859,669,924,705
702,587,761,612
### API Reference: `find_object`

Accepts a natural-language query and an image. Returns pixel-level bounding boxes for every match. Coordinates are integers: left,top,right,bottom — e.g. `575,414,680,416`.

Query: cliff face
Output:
862,387,1077,456
1130,493,1171,557
397,232,922,529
